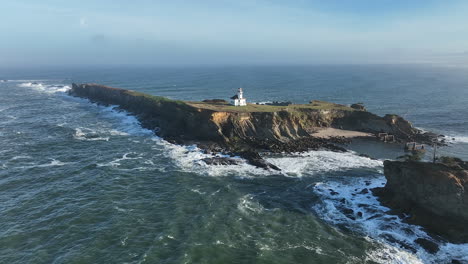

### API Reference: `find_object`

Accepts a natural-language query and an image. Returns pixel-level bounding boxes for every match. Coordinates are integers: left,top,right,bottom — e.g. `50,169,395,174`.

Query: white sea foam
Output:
237,194,265,214
152,137,269,177
445,135,468,144
10,155,32,161
73,128,110,142
97,152,141,167
415,126,468,145
152,135,386,177
265,151,383,177
18,82,71,94
313,177,468,264
17,159,72,169
96,105,153,136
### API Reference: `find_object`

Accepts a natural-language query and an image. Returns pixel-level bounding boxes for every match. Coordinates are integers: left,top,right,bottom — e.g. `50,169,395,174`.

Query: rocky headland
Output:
69,83,436,169
373,159,468,244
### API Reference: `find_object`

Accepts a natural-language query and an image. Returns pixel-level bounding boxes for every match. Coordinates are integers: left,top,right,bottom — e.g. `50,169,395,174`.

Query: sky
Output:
2,0,468,66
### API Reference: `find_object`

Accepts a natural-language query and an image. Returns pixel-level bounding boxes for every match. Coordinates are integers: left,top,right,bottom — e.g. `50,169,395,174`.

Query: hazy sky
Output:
2,0,468,66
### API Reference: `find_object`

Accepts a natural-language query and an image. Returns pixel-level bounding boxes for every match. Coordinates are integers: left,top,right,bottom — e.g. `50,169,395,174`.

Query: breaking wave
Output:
313,177,468,264
18,82,71,94
445,135,468,144
265,151,383,177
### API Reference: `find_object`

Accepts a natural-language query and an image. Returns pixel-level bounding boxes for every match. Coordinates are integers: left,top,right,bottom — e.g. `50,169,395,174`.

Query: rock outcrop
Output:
373,160,468,243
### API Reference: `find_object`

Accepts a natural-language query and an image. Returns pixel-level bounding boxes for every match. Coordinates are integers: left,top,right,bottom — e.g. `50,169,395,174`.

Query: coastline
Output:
69,83,439,170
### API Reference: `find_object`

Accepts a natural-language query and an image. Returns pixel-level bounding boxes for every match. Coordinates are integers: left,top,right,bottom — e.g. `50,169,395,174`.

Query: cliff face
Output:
211,108,423,145
71,83,223,142
374,160,468,242
70,83,427,151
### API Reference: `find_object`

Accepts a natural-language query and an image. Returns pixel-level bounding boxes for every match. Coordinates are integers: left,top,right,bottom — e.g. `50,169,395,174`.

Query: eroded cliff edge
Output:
69,83,435,169
373,160,468,243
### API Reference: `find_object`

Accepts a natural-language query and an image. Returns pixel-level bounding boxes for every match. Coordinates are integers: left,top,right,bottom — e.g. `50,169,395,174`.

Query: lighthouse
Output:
231,88,247,106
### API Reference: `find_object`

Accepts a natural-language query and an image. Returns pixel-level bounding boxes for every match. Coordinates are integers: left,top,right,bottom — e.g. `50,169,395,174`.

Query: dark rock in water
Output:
415,238,439,254
237,151,281,171
350,103,367,111
329,189,339,196
341,208,355,220
381,234,417,253
357,211,363,218
358,188,369,194
373,160,468,243
202,157,241,166
366,213,384,220
451,259,463,264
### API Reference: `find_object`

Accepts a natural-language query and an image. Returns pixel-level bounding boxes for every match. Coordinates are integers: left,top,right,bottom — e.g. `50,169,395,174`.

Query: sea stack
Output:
373,159,468,243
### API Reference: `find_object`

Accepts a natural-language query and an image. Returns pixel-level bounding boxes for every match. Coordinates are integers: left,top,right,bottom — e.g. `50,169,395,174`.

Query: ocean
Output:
0,65,467,263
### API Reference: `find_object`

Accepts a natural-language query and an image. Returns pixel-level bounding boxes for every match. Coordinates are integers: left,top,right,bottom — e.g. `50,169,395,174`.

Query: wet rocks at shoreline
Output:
202,157,241,166
241,136,349,154
373,159,468,243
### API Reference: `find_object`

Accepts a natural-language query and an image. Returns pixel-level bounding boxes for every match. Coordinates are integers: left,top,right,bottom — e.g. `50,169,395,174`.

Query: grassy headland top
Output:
186,100,355,113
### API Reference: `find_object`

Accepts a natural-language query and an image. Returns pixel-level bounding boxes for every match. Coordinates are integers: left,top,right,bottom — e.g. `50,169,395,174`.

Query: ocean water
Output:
0,65,467,263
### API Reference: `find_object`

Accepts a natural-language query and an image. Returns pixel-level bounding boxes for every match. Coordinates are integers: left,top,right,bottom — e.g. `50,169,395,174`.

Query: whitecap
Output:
97,152,141,167
73,128,110,142
18,82,71,94
17,159,72,169
237,194,265,214
10,155,32,161
190,189,206,195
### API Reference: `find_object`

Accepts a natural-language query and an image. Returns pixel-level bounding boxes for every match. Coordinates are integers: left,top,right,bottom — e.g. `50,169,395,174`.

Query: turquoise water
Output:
0,65,467,263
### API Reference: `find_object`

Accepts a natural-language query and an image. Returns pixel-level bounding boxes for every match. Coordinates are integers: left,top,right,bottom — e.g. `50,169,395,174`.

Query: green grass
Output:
127,90,186,105
124,89,356,113
186,100,355,113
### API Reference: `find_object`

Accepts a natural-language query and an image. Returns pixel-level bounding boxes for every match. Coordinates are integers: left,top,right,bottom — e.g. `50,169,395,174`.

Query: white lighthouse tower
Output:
231,88,247,106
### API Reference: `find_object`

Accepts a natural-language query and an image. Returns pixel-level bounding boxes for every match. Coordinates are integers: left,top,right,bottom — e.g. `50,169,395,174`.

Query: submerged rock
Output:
202,157,241,166
237,150,281,171
415,238,439,254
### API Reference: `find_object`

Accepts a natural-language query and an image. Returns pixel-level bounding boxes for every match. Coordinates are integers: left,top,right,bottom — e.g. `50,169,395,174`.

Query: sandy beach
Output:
311,127,373,139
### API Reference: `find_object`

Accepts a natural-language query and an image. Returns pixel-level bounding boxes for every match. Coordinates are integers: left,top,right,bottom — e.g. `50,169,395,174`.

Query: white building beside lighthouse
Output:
231,88,247,106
